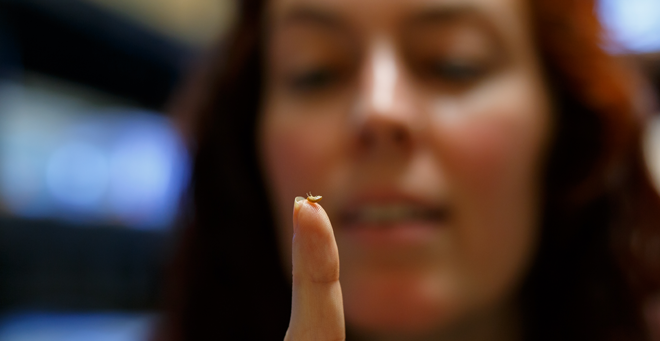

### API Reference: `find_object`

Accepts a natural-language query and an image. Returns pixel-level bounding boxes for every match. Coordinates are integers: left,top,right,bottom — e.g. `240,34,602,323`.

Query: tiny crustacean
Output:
306,192,322,203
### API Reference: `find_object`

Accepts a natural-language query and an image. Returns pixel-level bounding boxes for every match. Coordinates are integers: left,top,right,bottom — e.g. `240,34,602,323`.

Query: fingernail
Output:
293,197,306,232
293,196,305,215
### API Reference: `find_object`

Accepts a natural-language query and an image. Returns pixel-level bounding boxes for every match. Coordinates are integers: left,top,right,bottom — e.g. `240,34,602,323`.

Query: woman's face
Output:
259,0,552,336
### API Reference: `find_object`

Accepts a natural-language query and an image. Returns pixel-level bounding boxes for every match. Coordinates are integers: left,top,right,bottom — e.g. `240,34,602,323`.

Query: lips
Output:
338,192,450,246
343,203,448,226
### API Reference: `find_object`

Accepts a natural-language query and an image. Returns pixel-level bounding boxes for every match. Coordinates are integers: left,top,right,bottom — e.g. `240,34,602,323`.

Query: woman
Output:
159,0,660,340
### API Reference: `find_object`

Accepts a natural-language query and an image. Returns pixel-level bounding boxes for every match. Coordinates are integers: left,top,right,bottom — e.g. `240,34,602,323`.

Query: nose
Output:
352,40,417,158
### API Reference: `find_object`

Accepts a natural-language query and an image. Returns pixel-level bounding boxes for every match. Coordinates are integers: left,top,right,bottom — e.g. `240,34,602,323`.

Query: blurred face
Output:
259,0,552,337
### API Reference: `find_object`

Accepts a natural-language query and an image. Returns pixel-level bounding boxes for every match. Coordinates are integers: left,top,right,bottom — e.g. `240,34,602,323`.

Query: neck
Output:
348,300,523,341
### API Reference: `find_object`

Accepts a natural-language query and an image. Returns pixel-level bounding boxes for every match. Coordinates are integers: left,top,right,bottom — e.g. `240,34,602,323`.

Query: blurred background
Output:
0,0,657,340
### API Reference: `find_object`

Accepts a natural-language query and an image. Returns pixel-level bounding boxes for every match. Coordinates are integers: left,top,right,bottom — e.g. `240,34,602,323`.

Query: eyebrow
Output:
273,5,346,32
403,4,506,55
405,4,497,32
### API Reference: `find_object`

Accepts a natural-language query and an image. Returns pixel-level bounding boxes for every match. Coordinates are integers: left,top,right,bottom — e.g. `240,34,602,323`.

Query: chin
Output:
342,272,463,336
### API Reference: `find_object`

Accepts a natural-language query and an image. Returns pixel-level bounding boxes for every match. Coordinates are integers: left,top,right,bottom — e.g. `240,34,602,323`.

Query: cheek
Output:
262,126,318,195
432,106,548,306
439,119,515,193
430,75,550,199
260,112,346,199
432,98,548,207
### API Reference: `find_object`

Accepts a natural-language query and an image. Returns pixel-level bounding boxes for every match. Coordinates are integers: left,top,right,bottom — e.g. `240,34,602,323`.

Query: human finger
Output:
284,196,345,341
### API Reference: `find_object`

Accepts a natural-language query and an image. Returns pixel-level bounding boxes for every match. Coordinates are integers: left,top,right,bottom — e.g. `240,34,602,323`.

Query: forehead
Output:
268,0,527,36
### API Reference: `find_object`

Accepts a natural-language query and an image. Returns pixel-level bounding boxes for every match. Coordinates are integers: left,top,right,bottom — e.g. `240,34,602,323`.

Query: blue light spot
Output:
46,142,109,210
104,111,189,229
109,137,172,225
600,0,660,53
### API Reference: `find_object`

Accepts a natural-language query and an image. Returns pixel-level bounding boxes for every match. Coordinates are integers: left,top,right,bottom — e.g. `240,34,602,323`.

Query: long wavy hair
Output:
157,0,660,340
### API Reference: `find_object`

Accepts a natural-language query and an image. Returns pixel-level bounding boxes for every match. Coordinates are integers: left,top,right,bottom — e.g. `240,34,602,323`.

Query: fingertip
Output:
292,200,339,284
297,200,331,234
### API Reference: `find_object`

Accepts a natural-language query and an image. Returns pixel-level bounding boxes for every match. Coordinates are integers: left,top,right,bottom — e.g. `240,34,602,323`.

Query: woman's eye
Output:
287,68,337,92
429,60,487,83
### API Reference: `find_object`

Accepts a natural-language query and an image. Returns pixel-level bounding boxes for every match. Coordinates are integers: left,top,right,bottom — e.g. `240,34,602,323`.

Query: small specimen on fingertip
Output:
306,192,322,203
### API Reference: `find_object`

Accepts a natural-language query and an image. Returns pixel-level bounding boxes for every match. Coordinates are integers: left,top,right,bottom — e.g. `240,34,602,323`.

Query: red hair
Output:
531,0,660,296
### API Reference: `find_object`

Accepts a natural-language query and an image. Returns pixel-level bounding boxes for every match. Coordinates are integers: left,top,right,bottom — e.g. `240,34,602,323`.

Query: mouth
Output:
342,203,449,226
339,194,450,246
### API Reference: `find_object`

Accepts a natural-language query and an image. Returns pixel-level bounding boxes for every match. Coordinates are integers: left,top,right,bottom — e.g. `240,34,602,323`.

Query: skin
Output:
258,0,553,339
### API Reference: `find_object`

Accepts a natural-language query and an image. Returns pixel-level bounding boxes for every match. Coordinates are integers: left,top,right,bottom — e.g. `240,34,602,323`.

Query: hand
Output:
284,197,345,341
